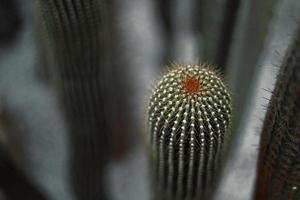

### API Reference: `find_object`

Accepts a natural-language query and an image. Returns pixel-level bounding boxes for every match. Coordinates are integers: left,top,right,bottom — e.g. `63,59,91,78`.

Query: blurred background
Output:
0,0,300,199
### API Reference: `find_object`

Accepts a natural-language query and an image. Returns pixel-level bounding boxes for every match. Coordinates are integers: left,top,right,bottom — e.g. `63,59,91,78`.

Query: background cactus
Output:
0,0,22,46
148,63,232,199
36,0,117,199
254,27,300,199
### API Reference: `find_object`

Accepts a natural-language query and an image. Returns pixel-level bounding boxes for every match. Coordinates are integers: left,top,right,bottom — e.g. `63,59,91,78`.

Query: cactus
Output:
0,0,22,46
254,28,300,199
147,63,232,199
36,0,114,199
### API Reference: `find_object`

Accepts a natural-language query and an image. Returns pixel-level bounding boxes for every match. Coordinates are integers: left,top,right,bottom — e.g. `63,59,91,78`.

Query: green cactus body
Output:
148,64,232,199
254,28,300,200
36,0,112,199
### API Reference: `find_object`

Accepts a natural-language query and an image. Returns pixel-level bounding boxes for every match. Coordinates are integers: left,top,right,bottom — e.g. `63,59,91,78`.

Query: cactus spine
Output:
254,28,300,200
148,63,232,199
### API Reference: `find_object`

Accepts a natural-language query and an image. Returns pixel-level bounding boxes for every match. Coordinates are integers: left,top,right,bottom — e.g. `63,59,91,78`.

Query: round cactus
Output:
147,63,232,199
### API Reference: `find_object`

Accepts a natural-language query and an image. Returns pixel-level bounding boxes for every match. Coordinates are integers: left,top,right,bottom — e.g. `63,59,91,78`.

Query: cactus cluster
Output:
147,63,232,199
254,28,300,200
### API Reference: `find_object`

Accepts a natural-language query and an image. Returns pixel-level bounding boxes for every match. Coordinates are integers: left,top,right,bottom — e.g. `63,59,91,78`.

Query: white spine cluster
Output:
148,63,231,199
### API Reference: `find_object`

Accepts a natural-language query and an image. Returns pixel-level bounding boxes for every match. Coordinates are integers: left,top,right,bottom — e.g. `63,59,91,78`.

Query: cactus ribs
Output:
148,63,232,199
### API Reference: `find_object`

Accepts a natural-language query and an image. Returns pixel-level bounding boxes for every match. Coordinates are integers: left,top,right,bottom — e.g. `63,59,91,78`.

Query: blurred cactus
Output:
36,0,115,199
199,0,231,67
155,0,201,64
0,0,22,46
148,63,232,199
254,28,300,199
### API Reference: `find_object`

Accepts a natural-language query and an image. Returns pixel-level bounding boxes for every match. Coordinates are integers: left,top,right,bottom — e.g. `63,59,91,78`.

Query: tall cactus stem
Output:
35,0,112,199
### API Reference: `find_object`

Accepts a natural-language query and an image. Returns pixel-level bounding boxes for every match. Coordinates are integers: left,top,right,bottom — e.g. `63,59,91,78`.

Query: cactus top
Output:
148,64,231,124
147,63,232,198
